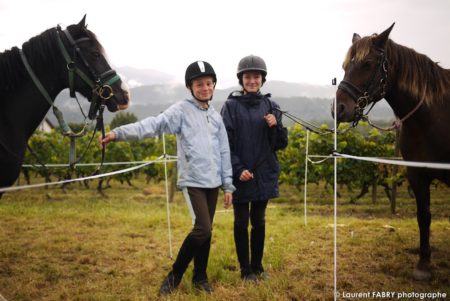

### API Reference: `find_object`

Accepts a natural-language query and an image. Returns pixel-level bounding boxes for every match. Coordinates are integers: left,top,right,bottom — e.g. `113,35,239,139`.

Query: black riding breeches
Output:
171,187,218,280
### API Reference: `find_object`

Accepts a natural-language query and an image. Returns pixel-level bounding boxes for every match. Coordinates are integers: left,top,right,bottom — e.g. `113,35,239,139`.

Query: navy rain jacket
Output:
221,91,288,203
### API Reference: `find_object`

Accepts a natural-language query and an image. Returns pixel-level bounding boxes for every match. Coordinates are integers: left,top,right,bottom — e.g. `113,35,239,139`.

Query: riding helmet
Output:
185,61,217,88
237,55,267,85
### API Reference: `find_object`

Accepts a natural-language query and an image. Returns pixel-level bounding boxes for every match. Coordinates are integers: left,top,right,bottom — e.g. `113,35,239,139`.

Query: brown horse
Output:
335,24,450,280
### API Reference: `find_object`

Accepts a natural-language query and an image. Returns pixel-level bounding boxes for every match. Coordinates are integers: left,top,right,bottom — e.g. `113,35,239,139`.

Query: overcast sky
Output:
1,0,449,88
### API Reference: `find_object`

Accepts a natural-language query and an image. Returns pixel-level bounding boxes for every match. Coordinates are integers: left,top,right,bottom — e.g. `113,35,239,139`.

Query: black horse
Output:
0,16,130,196
335,24,450,280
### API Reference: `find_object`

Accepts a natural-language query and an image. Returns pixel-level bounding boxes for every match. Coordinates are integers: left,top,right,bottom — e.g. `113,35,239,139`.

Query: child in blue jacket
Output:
102,61,235,295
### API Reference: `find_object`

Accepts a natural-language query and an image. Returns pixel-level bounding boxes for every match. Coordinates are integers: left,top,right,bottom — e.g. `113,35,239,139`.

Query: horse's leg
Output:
0,151,22,192
407,168,432,281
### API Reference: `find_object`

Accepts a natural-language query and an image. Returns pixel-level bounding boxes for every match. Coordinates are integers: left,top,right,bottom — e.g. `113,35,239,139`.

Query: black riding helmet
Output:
237,55,267,86
185,61,217,88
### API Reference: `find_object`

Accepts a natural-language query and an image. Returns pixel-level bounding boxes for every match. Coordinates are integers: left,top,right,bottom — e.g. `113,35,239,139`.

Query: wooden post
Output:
372,180,377,204
169,165,177,203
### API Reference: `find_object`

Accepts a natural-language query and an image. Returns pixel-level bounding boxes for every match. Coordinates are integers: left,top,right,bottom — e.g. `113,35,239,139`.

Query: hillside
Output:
47,67,395,126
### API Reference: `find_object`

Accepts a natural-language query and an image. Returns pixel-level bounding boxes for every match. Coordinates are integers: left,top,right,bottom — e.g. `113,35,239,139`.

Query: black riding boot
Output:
172,233,201,276
251,224,265,275
193,236,211,282
234,223,252,277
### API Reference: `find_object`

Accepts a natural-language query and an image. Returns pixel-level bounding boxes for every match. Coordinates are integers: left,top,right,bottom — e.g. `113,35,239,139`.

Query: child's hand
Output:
99,131,116,148
239,170,254,182
264,113,277,127
224,192,233,209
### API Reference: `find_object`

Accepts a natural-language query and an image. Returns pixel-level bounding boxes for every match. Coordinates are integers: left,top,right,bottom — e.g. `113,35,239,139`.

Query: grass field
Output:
0,176,449,301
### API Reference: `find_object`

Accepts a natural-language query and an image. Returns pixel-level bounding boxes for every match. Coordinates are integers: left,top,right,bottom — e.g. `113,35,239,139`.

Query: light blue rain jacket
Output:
112,98,235,192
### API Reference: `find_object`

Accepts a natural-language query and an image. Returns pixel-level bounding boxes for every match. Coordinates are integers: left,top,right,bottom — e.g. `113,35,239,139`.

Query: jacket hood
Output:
227,91,271,106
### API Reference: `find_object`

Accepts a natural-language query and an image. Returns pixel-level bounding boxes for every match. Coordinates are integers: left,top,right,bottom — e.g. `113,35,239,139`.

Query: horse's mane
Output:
0,26,104,98
0,46,25,96
0,27,60,97
343,35,450,106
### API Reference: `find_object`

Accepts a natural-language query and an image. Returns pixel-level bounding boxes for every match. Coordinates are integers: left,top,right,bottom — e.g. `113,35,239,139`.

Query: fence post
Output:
390,128,400,214
162,133,173,258
303,130,309,226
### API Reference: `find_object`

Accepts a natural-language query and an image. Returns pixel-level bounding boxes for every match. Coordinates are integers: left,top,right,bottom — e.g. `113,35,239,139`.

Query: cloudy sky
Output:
1,0,449,88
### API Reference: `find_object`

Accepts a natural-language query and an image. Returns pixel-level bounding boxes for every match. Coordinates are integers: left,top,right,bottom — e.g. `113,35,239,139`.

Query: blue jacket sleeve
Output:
112,103,182,141
220,101,246,179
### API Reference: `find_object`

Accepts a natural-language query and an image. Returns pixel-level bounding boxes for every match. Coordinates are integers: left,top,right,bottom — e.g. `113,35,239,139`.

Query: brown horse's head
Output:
334,23,395,123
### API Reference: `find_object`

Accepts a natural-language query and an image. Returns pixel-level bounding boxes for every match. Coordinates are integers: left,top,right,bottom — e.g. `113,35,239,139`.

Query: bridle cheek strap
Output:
338,50,388,125
57,29,121,119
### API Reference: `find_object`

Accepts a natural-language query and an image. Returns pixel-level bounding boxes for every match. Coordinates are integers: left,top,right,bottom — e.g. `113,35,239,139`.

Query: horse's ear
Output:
78,14,87,28
373,22,395,48
352,33,361,43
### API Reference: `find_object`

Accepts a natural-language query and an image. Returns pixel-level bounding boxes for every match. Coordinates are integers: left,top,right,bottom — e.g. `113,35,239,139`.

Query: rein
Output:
273,107,336,136
20,25,119,169
362,95,426,131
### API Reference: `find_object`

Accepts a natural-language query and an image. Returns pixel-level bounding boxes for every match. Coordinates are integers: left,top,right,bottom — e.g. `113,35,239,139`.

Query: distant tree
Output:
110,112,138,129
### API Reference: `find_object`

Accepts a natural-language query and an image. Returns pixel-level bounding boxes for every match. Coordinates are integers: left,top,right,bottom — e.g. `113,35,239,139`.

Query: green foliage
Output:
110,112,138,129
24,129,177,188
25,123,405,200
277,122,406,201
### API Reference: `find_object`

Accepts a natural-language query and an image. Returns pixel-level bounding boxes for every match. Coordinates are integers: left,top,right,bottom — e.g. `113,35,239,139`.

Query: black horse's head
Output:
61,16,130,115
333,23,395,124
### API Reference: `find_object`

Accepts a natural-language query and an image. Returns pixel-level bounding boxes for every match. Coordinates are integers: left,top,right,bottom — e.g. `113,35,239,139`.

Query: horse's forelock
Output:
66,24,106,56
85,29,105,55
343,36,374,69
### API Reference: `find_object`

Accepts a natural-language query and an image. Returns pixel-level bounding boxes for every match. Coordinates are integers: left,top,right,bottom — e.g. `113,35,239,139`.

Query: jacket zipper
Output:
205,110,215,178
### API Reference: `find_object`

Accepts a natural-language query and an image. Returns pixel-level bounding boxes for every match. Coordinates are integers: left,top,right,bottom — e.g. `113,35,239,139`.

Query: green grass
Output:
0,177,449,300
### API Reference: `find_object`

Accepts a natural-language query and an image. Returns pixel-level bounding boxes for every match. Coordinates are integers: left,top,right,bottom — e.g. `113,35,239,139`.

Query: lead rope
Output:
92,101,107,175
363,93,426,131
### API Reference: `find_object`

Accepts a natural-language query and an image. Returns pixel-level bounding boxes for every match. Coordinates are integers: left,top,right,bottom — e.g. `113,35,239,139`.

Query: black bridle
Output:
20,25,121,169
56,26,120,120
338,48,388,126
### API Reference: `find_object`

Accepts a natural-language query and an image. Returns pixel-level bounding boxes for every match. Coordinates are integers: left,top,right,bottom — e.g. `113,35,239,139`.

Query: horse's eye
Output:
92,51,101,59
362,61,372,70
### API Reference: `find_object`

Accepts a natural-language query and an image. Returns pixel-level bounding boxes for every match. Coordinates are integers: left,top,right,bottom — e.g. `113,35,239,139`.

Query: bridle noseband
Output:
338,48,388,126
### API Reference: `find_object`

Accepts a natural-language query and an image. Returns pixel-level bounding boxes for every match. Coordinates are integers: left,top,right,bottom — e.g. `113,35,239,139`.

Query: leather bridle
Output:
20,25,122,168
338,48,388,126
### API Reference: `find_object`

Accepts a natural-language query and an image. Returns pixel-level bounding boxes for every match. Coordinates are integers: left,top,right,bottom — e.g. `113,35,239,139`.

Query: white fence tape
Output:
22,156,178,168
334,152,450,170
0,155,177,193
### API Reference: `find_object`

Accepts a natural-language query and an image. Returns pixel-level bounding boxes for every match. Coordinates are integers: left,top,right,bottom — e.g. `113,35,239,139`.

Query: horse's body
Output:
0,17,129,195
335,24,450,280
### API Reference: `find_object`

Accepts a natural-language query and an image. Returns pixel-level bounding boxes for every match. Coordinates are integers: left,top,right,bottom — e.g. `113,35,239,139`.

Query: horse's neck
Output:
385,90,428,123
21,57,67,133
0,77,59,155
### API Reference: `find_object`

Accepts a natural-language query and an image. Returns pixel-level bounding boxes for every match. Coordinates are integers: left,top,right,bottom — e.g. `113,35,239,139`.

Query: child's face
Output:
242,72,262,93
191,76,215,101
